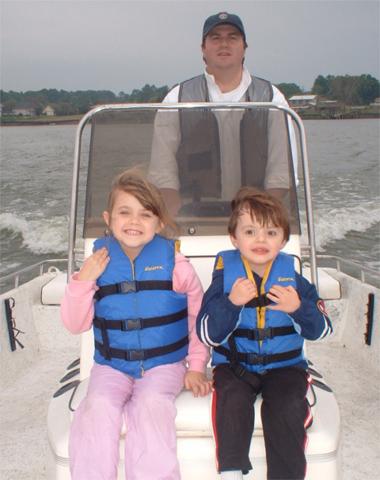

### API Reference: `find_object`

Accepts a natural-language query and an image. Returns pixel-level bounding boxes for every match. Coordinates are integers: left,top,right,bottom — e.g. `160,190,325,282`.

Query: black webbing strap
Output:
245,294,271,308
93,308,188,331
95,280,173,300
214,345,302,366
99,322,111,361
95,335,189,362
233,326,296,341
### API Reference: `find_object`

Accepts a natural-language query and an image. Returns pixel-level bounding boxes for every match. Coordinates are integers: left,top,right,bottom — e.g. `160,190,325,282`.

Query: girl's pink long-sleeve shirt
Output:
61,252,209,373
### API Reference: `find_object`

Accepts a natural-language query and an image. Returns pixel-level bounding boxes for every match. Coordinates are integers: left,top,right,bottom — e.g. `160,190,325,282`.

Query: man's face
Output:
202,24,246,71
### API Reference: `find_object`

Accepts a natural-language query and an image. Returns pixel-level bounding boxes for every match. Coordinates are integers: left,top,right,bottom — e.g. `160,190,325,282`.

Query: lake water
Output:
0,119,379,277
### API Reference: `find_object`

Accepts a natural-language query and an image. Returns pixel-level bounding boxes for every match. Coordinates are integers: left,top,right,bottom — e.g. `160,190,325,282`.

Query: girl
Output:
61,170,211,480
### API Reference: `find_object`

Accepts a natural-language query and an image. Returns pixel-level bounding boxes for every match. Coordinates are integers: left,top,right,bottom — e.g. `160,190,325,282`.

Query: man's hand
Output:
228,277,258,306
184,371,212,397
160,188,182,217
77,247,110,281
267,285,300,313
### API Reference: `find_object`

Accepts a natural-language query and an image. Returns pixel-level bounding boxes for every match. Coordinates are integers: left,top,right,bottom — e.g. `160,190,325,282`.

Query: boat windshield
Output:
83,105,300,238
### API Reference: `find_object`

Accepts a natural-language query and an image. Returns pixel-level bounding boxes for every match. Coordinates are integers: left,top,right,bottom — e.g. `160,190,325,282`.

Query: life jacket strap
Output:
245,294,271,308
214,346,302,366
95,280,173,300
95,335,189,362
233,326,296,341
93,307,188,331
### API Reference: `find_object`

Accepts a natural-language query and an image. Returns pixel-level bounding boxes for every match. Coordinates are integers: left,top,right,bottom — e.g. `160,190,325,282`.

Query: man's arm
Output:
264,86,298,196
272,86,299,182
148,86,182,215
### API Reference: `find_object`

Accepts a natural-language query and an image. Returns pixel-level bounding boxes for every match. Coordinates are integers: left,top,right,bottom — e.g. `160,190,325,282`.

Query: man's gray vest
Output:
177,74,274,199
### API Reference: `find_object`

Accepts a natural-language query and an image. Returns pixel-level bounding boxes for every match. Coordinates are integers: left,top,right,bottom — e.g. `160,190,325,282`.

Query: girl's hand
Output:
228,277,258,306
184,371,213,397
267,285,301,313
77,247,110,281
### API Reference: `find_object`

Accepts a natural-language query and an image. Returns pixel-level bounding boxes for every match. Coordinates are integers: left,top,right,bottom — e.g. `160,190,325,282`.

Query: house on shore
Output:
289,94,318,109
12,106,36,116
42,105,55,116
370,97,380,109
289,95,343,118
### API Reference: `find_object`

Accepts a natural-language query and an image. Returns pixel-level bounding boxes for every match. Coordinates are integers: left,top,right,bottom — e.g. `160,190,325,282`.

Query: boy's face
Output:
230,210,286,276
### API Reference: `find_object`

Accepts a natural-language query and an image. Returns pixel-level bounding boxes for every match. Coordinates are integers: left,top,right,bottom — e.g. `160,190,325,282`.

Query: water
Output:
1,119,379,277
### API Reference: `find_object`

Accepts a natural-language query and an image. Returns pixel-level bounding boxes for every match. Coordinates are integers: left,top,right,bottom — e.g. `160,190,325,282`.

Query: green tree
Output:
356,74,380,104
312,75,329,96
276,83,303,99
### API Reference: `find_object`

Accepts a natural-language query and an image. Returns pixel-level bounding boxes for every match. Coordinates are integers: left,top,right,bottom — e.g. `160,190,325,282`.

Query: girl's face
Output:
103,190,163,260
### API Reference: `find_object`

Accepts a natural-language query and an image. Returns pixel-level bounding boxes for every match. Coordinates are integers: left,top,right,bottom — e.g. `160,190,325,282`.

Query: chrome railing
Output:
0,254,378,294
315,254,379,287
68,102,317,286
0,259,67,293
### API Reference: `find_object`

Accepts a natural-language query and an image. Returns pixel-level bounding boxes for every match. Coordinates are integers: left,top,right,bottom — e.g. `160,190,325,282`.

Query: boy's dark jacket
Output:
196,250,332,373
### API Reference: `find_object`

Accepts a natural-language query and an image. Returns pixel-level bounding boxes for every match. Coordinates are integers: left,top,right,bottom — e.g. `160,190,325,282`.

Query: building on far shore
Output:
289,94,318,109
42,105,55,116
12,105,36,116
370,97,380,109
289,95,344,118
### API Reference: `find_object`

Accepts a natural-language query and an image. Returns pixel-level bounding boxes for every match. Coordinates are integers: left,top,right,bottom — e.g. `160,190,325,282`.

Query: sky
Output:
1,0,379,94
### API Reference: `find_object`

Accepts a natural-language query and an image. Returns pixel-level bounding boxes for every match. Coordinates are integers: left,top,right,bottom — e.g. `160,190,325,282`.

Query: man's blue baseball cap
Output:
202,12,246,41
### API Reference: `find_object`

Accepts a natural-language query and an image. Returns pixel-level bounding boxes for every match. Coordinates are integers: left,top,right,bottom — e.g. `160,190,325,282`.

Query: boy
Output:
196,187,332,480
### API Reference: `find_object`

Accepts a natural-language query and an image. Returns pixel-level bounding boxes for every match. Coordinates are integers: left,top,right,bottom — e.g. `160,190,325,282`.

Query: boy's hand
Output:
184,371,212,397
267,285,301,313
228,277,258,306
77,247,110,281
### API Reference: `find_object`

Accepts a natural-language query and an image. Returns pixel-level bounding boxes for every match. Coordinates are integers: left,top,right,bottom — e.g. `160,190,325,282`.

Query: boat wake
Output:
0,212,68,255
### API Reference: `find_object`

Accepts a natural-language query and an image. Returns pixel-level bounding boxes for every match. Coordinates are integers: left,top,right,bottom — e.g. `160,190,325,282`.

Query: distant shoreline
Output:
1,111,379,126
0,115,81,126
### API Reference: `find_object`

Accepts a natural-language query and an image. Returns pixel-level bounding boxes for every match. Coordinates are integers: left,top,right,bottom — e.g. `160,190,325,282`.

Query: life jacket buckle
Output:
118,281,137,294
127,349,145,361
125,318,142,331
256,327,274,341
246,352,264,365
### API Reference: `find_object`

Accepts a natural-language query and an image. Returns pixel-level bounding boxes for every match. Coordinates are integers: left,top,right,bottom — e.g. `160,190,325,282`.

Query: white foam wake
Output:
301,202,380,250
0,212,68,254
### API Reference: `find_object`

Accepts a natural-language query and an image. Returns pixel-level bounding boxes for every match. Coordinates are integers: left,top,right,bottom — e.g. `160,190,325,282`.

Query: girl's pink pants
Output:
69,362,186,480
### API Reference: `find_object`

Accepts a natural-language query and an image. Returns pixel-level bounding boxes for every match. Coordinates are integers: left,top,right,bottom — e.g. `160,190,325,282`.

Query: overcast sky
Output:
1,0,379,93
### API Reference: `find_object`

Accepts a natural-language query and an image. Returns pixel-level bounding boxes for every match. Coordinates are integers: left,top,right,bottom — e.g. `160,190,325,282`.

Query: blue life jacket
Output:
213,250,305,373
92,235,188,378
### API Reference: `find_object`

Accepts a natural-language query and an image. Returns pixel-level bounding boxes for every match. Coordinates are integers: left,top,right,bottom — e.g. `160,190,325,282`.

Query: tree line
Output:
279,74,379,105
1,74,379,116
0,84,170,115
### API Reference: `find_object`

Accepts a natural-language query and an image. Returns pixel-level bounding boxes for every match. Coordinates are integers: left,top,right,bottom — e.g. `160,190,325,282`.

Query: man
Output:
148,12,297,217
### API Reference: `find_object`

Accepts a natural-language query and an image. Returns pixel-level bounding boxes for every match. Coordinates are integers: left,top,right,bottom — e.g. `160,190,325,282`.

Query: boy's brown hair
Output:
106,168,178,238
228,187,290,241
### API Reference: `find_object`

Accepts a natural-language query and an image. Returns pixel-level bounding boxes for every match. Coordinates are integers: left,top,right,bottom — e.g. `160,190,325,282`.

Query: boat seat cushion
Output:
41,272,67,305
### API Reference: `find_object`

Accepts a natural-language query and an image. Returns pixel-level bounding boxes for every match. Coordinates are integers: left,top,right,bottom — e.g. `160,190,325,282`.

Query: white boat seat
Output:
303,267,341,300
41,272,67,305
47,364,340,480
47,232,340,478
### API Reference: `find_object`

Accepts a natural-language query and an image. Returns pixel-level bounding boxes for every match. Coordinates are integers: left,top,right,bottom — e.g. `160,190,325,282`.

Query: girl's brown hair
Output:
106,168,178,238
228,187,290,241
